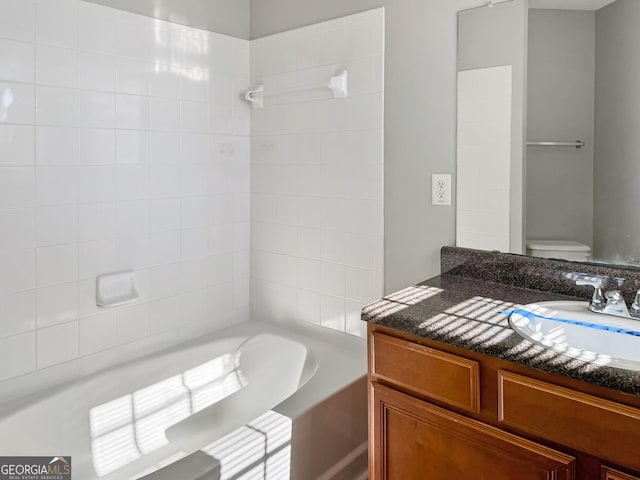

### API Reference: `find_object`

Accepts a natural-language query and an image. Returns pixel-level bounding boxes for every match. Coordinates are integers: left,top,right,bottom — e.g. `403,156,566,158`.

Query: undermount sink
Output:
509,301,640,371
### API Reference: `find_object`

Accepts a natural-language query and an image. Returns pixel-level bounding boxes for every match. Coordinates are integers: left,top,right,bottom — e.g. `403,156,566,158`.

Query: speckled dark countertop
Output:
362,247,640,396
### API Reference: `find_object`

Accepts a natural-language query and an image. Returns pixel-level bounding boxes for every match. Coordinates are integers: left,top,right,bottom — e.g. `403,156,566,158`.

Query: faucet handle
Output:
606,277,627,302
567,273,608,310
568,272,608,288
631,290,640,318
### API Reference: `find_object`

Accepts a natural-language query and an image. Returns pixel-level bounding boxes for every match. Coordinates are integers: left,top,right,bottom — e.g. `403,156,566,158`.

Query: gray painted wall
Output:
86,0,250,39
594,0,640,263
526,10,595,248
250,0,492,293
458,0,528,254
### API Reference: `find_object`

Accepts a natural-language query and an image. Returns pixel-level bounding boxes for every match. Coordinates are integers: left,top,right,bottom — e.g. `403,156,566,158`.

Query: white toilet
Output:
526,240,592,262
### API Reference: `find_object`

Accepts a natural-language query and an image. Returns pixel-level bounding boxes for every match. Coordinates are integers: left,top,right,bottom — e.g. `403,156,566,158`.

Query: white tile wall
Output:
250,9,385,338
456,66,512,252
0,0,250,382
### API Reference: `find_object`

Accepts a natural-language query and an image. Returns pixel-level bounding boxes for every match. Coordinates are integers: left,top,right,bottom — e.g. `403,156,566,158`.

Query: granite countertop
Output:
363,271,640,396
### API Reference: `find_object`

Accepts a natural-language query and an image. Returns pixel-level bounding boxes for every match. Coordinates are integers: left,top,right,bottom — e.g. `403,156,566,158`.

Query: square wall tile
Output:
0,208,35,251
1,82,35,125
150,132,180,165
78,52,116,92
0,38,34,83
150,166,181,199
0,0,35,43
117,303,150,344
180,289,208,324
149,297,180,334
346,266,374,303
78,2,116,55
117,200,149,238
78,203,116,242
36,282,78,328
0,332,35,381
149,68,180,99
180,101,208,133
79,90,115,128
36,0,78,49
346,300,366,337
36,127,77,165
149,97,179,132
79,129,115,165
116,94,149,130
208,253,234,286
0,249,35,292
116,12,152,61
0,125,34,166
79,311,117,355
321,294,345,332
36,166,77,206
150,230,180,266
79,239,116,280
207,282,233,317
37,243,78,287
117,130,149,165
37,205,78,246
147,263,180,300
297,289,320,325
321,262,345,298
116,57,150,96
0,167,35,209
116,234,149,270
150,198,180,232
79,166,116,203
36,45,77,88
0,290,36,337
36,86,77,127
117,165,150,200
37,321,78,368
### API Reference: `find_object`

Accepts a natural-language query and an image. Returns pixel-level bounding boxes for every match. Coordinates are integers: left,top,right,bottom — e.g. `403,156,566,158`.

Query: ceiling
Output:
85,0,250,39
529,0,617,10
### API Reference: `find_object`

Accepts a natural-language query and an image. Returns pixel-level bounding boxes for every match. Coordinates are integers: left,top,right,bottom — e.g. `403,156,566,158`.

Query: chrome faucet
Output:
567,273,640,319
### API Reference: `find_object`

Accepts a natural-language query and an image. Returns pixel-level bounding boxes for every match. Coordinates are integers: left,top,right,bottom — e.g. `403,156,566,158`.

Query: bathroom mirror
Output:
456,0,640,268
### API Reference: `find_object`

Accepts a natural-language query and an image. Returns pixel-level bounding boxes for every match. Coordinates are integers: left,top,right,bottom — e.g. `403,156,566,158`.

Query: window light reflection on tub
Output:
133,410,293,480
89,353,246,477
202,410,292,480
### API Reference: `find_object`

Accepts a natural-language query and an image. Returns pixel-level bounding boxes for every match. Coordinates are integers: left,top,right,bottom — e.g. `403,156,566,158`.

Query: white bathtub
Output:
0,320,367,480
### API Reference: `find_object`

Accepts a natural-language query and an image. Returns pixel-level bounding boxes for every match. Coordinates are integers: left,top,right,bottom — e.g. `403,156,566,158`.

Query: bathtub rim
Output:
0,319,366,423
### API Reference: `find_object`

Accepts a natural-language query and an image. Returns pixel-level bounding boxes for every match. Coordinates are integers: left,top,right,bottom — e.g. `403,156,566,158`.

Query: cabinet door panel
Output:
498,370,640,472
370,332,480,413
602,466,640,480
370,382,575,480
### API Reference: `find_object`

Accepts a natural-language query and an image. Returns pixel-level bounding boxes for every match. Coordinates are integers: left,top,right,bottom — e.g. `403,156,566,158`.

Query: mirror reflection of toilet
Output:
526,240,591,262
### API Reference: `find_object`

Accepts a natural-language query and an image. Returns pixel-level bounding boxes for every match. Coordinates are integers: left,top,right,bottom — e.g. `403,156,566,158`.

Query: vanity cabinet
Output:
368,326,640,480
371,383,574,479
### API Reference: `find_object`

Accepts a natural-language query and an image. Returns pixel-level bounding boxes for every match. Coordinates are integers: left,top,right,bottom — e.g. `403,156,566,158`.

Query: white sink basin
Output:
509,301,640,371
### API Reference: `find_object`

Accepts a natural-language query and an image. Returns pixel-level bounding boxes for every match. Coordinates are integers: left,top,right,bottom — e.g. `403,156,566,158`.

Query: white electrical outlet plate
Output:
432,173,452,206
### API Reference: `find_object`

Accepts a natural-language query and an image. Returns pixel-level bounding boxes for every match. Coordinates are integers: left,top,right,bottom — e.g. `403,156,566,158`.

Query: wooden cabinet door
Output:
603,467,640,480
370,382,575,480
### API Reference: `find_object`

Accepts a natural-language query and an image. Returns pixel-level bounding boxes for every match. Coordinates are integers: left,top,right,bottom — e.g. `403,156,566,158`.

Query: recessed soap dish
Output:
96,270,139,307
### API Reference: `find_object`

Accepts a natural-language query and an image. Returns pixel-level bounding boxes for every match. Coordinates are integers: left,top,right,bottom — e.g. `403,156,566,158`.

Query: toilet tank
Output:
526,240,591,262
